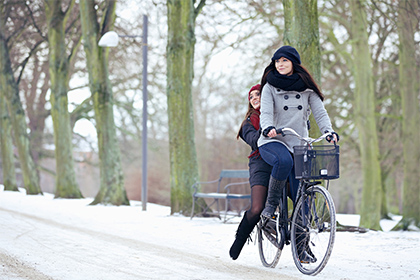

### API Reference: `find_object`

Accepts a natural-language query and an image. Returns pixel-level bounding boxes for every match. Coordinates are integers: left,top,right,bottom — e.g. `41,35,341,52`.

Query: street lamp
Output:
98,30,119,47
99,15,148,211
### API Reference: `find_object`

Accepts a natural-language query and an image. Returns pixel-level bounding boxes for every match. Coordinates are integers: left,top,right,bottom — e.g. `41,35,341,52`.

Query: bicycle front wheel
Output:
290,185,336,275
257,218,282,268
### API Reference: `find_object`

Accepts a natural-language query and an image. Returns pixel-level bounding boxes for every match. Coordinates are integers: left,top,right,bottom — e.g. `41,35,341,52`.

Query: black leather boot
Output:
261,176,287,219
295,216,317,263
296,234,316,263
229,212,255,260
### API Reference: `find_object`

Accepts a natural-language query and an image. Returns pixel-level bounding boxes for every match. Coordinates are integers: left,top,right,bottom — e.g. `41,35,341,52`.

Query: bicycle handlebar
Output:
275,127,334,145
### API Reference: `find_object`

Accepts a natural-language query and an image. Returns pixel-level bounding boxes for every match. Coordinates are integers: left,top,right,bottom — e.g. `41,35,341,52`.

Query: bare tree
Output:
79,0,129,205
0,1,42,195
0,92,18,191
350,0,382,230
395,0,420,229
167,0,205,214
44,0,83,198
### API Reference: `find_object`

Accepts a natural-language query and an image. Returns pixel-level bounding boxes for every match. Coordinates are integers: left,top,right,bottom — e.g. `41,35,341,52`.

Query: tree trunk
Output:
45,0,83,199
380,171,389,219
290,0,321,82
350,0,382,230
0,5,42,195
282,0,295,46
395,0,420,229
283,0,321,138
384,172,399,216
167,0,205,214
79,0,128,205
0,92,18,191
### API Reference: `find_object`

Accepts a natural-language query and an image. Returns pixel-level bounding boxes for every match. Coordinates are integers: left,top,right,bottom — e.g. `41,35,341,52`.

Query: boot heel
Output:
229,213,255,260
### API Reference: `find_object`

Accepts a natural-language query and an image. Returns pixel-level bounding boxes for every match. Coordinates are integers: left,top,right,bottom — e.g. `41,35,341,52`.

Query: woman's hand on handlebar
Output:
267,128,277,138
262,126,279,138
326,132,339,143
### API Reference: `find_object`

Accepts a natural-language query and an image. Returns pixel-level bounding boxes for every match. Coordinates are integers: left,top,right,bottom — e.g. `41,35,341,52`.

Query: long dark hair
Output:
259,61,324,101
236,103,259,140
259,61,275,89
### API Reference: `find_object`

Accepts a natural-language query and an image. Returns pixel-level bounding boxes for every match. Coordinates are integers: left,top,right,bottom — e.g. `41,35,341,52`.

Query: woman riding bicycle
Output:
229,84,272,260
257,46,339,262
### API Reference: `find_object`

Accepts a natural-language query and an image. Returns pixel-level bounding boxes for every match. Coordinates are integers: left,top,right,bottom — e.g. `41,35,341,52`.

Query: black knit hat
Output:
271,45,301,65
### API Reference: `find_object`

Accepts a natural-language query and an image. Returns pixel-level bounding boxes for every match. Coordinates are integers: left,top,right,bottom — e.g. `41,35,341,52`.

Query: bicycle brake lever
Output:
326,134,332,142
276,128,285,136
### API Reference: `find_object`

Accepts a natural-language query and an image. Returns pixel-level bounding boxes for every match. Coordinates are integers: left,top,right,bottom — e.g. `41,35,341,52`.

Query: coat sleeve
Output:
309,91,334,134
240,120,260,151
260,84,274,131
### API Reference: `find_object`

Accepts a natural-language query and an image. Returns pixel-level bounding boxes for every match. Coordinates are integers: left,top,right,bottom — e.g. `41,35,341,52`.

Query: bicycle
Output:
256,127,339,276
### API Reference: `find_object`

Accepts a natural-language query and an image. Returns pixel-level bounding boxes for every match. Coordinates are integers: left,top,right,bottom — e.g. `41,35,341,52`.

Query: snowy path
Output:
0,189,419,280
0,198,296,280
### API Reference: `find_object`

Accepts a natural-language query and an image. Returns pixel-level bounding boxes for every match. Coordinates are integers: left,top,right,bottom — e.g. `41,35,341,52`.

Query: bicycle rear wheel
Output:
257,217,283,268
290,185,336,275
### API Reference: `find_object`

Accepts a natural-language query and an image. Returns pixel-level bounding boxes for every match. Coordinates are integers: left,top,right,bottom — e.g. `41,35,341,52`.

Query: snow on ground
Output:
0,185,419,280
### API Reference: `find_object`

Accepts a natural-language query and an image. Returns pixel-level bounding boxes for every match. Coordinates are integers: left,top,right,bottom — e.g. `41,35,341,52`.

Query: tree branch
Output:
70,96,93,129
16,40,44,85
63,0,76,26
68,33,82,70
100,0,117,35
194,0,206,20
24,1,47,40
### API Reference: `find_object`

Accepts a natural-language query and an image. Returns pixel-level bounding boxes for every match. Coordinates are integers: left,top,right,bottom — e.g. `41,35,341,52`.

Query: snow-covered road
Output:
0,188,419,280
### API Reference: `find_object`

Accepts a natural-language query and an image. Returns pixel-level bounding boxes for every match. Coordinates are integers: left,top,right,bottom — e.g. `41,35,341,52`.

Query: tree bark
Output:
79,0,128,205
283,0,321,138
395,0,420,229
167,0,205,214
283,0,295,45
45,0,83,199
286,0,321,82
350,0,382,230
0,3,42,195
0,92,18,191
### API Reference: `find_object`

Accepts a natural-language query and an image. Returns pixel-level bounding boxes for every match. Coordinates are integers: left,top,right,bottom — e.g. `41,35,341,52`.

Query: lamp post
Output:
99,15,148,211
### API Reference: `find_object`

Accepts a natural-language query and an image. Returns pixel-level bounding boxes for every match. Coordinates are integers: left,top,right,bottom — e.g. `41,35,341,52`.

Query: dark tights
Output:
245,185,268,226
245,181,298,226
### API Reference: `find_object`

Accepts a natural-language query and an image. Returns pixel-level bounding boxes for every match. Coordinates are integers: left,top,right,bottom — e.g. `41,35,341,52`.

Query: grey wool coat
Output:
257,83,334,153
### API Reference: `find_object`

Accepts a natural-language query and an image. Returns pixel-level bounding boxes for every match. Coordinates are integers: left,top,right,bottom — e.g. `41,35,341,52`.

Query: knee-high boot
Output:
295,213,316,263
229,212,255,260
261,176,287,219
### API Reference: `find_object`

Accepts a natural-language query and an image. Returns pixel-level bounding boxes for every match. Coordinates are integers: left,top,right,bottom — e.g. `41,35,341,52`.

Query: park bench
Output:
190,169,250,222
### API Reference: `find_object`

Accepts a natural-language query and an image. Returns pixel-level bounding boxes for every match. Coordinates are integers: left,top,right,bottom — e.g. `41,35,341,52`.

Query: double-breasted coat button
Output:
284,95,289,100
298,105,303,110
296,94,301,99
277,88,281,92
283,106,289,110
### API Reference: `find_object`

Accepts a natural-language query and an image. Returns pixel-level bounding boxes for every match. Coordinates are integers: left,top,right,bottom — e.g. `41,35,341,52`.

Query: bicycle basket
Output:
293,145,339,180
